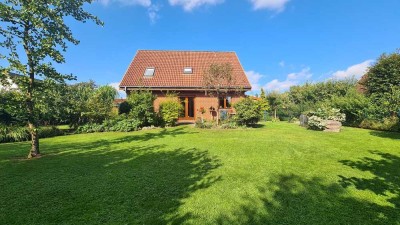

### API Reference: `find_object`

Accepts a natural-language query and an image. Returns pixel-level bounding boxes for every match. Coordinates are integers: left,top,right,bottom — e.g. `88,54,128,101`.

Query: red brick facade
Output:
151,91,244,122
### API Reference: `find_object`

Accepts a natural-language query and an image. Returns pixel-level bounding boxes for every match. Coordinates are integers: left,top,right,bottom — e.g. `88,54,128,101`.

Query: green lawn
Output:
0,122,399,225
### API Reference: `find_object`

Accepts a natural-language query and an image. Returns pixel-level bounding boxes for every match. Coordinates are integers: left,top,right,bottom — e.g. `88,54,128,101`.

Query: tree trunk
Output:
274,109,277,120
24,21,40,159
28,123,40,159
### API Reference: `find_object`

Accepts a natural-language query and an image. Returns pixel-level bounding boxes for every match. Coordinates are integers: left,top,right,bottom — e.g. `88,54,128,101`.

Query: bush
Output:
195,119,215,129
307,107,346,130
118,101,131,115
234,97,261,126
38,127,64,138
307,116,327,130
220,120,238,129
76,115,141,133
159,98,183,127
0,126,64,143
359,117,400,132
110,119,141,132
127,91,156,127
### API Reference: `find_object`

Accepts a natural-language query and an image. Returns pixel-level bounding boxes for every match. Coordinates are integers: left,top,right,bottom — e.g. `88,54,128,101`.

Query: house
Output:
119,50,252,122
0,73,21,91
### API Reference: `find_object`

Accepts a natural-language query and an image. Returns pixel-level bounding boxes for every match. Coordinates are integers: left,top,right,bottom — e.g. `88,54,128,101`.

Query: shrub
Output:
0,126,64,143
127,91,156,127
110,119,141,132
195,119,215,129
38,127,64,138
234,97,261,126
307,116,327,130
359,117,400,132
307,107,346,130
118,101,131,115
220,120,238,129
76,116,141,133
159,98,183,127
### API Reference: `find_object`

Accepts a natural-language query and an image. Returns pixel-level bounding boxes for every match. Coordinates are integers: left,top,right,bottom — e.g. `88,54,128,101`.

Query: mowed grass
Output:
0,122,399,225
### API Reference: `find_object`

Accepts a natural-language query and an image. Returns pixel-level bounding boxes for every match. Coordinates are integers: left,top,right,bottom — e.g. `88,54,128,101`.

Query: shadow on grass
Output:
339,151,400,209
216,173,399,225
248,123,266,128
0,136,221,224
113,126,198,144
369,130,400,140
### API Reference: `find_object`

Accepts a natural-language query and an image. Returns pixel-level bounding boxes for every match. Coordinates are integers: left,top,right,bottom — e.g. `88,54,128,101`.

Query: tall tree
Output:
203,63,234,125
0,1,102,158
266,91,283,120
365,50,400,98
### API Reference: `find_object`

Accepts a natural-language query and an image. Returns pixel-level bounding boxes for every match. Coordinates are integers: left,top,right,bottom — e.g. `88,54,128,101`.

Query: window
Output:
219,96,232,109
144,67,155,77
183,67,193,74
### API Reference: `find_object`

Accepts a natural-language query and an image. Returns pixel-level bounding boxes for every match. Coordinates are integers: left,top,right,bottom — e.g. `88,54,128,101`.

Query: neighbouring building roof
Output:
113,98,126,106
119,50,251,90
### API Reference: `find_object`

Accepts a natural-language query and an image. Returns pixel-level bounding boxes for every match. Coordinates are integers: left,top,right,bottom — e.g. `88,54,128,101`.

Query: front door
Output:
179,97,195,120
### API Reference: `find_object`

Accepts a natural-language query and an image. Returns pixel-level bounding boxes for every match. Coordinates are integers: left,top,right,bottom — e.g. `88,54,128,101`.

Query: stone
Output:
324,120,342,132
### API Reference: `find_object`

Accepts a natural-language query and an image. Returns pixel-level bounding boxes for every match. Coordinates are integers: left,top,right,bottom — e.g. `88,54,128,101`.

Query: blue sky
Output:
3,0,400,97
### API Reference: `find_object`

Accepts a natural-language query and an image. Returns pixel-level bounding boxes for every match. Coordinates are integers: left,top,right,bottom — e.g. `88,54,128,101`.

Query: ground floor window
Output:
219,96,232,109
179,97,195,118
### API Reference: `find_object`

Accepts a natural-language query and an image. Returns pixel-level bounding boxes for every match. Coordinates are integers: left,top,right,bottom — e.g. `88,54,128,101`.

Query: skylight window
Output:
183,67,193,74
144,67,155,77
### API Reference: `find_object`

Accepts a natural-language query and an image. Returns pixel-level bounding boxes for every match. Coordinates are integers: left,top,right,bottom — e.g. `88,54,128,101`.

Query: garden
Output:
1,122,399,224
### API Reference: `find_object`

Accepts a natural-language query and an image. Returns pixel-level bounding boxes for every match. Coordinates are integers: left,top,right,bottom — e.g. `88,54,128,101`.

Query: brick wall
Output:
152,91,245,122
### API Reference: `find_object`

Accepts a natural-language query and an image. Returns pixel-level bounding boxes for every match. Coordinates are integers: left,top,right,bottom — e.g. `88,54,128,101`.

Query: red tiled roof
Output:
120,50,251,90
113,99,126,104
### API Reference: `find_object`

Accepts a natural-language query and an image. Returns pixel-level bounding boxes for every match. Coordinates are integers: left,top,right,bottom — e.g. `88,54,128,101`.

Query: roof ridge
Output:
137,49,236,53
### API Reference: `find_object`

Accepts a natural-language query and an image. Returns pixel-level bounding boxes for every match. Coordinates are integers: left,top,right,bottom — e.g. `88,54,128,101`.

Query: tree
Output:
86,86,117,123
266,91,283,120
365,50,400,98
203,63,234,125
127,91,156,127
0,1,102,158
234,97,261,126
67,81,97,128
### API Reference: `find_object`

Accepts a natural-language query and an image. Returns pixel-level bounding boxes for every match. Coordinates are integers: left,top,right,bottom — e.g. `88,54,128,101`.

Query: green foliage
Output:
118,101,131,115
322,89,369,126
220,120,238,129
159,97,184,127
0,126,64,143
365,51,400,98
0,90,26,125
307,116,327,130
307,107,346,130
234,97,261,126
39,127,65,139
84,85,118,123
76,115,141,133
0,0,102,155
195,119,215,129
127,91,156,127
359,117,400,132
372,85,400,117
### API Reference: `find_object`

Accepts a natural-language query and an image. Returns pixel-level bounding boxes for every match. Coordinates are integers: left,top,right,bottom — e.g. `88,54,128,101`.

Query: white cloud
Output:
98,0,158,23
331,60,374,80
169,0,224,11
98,0,151,7
109,82,127,98
246,70,264,92
148,4,161,23
264,67,312,92
250,0,290,12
